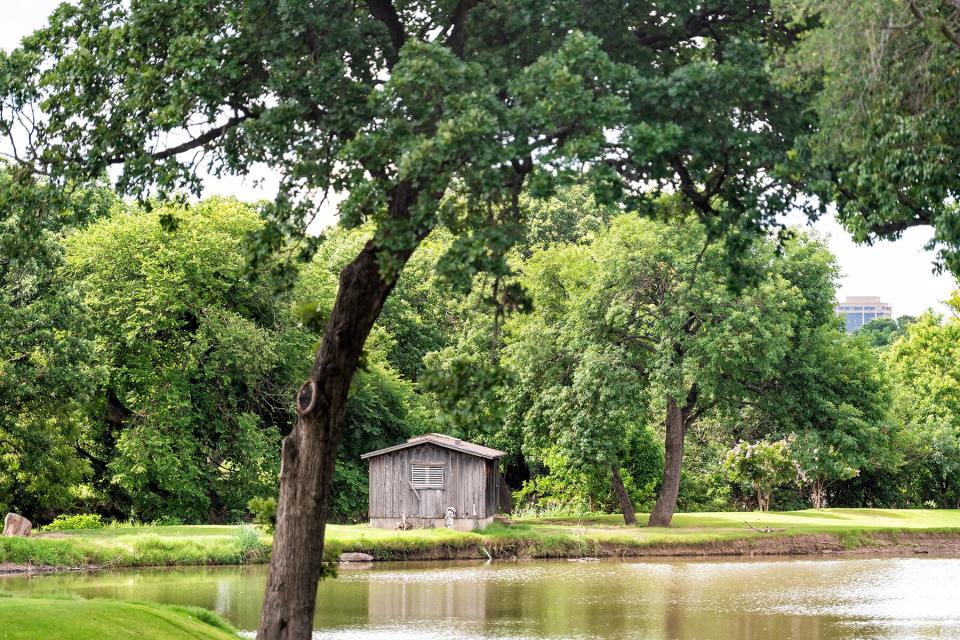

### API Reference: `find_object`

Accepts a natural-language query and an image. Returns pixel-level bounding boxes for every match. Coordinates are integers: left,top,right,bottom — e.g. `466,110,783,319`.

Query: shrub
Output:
42,514,104,531
150,515,184,526
248,496,277,532
723,439,795,511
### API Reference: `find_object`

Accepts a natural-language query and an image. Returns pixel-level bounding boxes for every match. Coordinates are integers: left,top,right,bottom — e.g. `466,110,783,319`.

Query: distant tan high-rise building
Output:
835,296,893,332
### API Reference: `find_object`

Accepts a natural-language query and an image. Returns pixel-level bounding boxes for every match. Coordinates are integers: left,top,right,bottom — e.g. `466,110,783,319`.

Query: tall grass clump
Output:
163,604,239,634
128,535,249,567
232,524,270,563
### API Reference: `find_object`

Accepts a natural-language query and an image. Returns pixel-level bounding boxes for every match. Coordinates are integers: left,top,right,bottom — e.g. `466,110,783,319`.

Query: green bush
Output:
723,438,795,511
150,515,184,526
248,496,277,532
42,514,104,531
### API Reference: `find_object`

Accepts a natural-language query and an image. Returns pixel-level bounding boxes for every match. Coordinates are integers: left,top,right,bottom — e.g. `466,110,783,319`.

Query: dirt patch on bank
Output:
594,533,847,558
839,532,960,556
555,531,960,559
0,562,98,577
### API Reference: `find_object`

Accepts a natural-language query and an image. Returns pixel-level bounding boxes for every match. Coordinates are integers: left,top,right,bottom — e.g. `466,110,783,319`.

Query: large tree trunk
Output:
256,237,413,640
810,477,826,510
648,381,699,527
610,465,636,525
648,397,686,527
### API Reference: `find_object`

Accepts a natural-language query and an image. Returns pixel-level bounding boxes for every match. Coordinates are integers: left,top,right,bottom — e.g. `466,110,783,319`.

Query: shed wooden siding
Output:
367,443,500,519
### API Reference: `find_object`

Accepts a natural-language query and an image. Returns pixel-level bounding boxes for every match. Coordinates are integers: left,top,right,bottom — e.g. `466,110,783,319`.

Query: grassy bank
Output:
0,594,238,639
327,508,960,559
4,509,960,570
0,525,269,570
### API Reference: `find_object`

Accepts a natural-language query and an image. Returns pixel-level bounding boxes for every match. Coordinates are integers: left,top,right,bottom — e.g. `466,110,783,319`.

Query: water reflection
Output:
4,557,960,639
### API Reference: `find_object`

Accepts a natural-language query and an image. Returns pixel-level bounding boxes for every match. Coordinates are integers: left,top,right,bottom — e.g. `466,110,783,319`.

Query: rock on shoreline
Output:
3,513,32,537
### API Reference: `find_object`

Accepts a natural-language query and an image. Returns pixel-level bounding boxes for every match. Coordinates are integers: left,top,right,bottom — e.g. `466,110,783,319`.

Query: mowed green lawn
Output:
5,509,959,568
0,597,238,640
514,508,960,545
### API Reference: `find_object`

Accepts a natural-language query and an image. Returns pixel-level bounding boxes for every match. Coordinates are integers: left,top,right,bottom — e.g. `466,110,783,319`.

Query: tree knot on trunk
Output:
296,379,318,416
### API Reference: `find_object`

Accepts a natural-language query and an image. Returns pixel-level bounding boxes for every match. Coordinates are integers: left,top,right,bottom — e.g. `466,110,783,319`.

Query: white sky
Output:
5,1,957,317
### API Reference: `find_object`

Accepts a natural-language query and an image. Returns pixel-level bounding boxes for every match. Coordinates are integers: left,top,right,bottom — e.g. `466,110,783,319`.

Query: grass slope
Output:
0,597,238,640
4,509,960,568
0,525,269,569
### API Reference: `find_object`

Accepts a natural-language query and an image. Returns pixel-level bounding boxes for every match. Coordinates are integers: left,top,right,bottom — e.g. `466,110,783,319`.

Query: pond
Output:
3,557,959,639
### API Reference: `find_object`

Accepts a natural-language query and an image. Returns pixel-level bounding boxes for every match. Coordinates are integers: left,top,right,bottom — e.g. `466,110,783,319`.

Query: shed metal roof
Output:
360,433,507,460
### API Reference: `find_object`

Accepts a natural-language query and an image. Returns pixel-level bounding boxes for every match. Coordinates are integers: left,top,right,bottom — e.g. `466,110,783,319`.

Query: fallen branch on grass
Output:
745,521,786,533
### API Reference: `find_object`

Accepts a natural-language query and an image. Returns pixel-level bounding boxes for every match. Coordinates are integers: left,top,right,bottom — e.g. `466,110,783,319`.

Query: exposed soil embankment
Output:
587,532,960,558
334,530,960,562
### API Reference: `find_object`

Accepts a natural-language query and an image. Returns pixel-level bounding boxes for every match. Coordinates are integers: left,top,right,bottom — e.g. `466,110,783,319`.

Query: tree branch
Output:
671,157,715,215
366,0,406,66
633,2,761,51
446,0,481,58
107,113,255,165
905,0,960,49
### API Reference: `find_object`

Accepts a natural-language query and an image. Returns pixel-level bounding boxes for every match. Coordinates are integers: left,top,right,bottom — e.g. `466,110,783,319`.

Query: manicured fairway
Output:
0,597,238,640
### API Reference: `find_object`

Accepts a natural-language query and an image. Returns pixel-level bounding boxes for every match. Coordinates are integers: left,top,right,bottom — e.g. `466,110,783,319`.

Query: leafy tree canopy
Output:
884,305,960,507
0,173,112,517
776,0,960,272
64,197,304,522
855,316,917,348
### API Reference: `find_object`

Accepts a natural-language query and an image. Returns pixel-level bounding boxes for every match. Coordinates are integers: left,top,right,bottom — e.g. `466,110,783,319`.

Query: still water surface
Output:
3,557,960,639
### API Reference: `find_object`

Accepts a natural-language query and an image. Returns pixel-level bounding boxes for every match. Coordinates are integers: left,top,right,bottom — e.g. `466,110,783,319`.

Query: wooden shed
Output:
361,433,507,531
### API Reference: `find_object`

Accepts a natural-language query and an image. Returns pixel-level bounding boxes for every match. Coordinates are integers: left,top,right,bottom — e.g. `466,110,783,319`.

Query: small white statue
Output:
444,506,456,529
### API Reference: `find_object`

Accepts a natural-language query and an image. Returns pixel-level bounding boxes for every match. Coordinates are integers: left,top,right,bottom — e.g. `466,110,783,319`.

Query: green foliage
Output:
884,307,960,508
0,0,953,530
247,497,277,533
293,225,436,521
0,0,863,533
792,429,861,508
777,0,960,272
751,326,896,508
516,184,616,255
41,514,103,532
0,174,112,518
502,205,846,519
676,433,734,512
723,439,796,511
856,316,917,348
64,198,302,523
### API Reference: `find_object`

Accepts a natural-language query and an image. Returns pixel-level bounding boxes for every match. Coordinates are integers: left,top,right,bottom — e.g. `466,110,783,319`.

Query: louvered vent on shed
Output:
411,464,444,489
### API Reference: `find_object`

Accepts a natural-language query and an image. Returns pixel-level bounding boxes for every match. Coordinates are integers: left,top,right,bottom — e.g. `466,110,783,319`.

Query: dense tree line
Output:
3,189,957,527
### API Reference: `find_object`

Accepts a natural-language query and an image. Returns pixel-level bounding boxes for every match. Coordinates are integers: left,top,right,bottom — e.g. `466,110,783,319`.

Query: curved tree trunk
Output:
648,397,686,527
610,465,636,525
648,380,700,528
256,236,414,640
